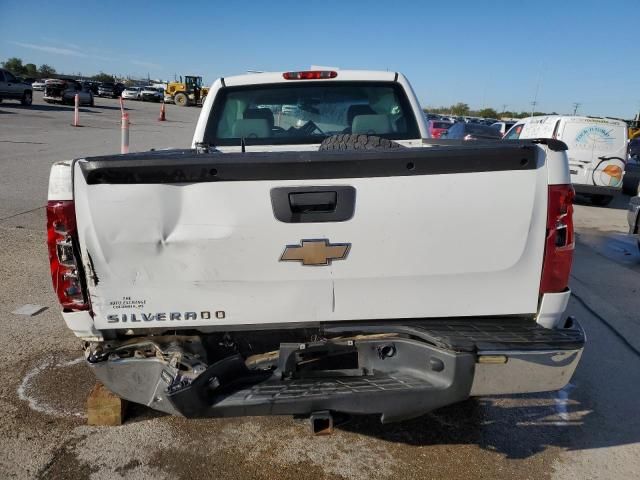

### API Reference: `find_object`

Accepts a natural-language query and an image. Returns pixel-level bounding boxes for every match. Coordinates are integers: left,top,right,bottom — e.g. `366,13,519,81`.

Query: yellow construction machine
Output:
164,75,209,107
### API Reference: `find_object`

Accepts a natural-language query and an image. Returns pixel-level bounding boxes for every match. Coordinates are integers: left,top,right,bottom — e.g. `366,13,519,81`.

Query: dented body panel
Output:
72,146,548,331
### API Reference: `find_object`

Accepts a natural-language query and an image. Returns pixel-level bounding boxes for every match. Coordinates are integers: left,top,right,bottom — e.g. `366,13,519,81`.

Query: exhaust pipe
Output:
310,410,334,436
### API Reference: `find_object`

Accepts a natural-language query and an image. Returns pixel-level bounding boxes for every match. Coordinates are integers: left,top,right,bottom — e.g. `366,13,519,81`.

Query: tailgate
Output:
74,145,548,330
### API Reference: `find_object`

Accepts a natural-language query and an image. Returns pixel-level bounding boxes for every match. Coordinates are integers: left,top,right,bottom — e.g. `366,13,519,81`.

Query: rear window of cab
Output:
204,81,420,146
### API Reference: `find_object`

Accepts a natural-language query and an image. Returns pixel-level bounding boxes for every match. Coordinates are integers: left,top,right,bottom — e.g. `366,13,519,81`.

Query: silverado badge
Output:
280,239,350,266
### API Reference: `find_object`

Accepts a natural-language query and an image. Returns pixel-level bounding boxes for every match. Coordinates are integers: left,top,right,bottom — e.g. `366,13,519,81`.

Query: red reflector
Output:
282,70,338,80
47,200,90,310
540,185,575,294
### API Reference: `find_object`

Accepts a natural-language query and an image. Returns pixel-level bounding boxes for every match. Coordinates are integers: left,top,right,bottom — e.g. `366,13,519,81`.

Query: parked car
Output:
140,86,163,102
31,79,47,91
43,79,94,106
97,83,114,97
82,82,99,95
437,116,455,123
627,188,640,249
0,68,33,105
490,121,517,136
121,87,142,100
97,82,124,98
629,137,640,158
506,115,629,206
623,138,640,195
46,69,583,428
428,119,452,138
442,122,503,140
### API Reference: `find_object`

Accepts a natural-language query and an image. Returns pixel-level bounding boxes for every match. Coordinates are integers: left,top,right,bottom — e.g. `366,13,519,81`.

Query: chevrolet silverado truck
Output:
47,69,584,429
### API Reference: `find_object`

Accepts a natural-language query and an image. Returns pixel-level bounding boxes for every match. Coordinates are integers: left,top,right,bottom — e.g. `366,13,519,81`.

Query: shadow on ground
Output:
0,103,100,113
337,393,587,459
0,103,131,113
93,104,134,111
338,301,640,460
119,309,640,462
18,300,639,466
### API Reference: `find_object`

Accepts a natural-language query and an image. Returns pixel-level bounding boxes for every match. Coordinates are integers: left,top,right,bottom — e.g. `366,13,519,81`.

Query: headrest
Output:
231,119,271,138
244,108,274,129
352,114,393,135
347,104,376,125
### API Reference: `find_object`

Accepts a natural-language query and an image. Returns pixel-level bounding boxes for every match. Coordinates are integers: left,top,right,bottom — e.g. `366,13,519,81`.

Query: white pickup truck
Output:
47,70,584,429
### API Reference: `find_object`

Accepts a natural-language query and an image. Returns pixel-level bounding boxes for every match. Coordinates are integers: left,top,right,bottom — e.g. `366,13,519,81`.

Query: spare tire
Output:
319,134,403,151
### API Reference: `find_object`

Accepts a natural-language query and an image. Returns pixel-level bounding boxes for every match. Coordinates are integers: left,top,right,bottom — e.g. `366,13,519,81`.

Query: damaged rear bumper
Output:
86,317,584,423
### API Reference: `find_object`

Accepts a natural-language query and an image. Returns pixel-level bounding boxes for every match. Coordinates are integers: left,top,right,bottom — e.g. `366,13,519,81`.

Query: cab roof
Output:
222,69,398,87
517,115,626,127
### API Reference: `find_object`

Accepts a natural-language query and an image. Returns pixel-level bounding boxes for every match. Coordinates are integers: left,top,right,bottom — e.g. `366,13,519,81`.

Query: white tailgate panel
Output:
74,163,547,329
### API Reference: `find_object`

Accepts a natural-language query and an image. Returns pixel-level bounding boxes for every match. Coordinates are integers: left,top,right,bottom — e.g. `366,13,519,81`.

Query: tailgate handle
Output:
289,191,337,213
271,186,356,223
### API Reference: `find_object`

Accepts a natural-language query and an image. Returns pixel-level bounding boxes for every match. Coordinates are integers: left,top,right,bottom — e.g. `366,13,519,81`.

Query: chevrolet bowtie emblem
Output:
280,239,350,266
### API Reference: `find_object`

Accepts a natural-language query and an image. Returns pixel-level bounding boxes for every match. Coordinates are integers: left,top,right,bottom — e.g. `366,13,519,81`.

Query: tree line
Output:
1,57,117,83
1,57,56,78
424,102,556,119
3,56,556,118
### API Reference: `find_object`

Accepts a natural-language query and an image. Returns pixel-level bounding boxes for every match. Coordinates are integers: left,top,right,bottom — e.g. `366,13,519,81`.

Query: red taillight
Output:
282,70,338,80
47,200,90,310
540,185,575,294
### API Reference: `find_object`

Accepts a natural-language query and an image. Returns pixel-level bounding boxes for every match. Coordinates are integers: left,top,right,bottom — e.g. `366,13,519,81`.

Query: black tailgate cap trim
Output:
529,138,568,151
79,142,539,185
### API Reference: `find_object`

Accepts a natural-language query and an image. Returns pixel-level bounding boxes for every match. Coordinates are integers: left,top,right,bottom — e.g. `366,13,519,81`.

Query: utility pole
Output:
531,62,544,118
572,102,581,116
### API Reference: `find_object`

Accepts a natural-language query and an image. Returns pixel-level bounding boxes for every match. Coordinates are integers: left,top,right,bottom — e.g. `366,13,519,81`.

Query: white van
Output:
505,116,628,205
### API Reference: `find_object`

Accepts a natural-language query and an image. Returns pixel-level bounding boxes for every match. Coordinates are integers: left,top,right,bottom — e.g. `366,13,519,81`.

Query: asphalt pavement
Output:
1,94,639,479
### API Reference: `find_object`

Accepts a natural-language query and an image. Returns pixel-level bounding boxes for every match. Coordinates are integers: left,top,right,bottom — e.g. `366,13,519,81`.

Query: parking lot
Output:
1,93,640,479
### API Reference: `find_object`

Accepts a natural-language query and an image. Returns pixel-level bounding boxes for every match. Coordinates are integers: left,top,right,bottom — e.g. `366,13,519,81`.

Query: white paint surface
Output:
74,149,551,330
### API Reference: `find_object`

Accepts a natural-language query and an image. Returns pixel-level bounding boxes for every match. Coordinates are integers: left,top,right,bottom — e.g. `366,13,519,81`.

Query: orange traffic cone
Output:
158,102,166,121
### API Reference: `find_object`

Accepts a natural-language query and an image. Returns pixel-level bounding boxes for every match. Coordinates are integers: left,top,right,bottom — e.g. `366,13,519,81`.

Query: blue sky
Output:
1,0,637,118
